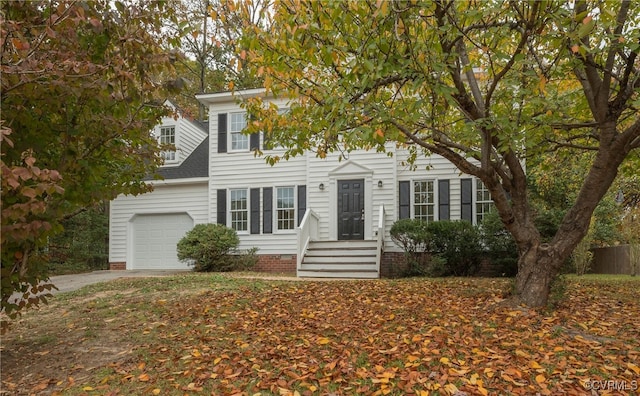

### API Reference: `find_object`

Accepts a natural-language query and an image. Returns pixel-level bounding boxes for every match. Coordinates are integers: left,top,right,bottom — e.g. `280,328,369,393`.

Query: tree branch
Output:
572,0,606,121
603,0,631,103
388,119,483,178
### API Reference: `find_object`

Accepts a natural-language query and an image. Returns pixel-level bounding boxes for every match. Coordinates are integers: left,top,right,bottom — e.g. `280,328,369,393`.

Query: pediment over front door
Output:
328,160,373,177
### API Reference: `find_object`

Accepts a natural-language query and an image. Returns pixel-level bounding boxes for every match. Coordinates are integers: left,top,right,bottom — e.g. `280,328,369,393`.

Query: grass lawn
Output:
1,274,639,395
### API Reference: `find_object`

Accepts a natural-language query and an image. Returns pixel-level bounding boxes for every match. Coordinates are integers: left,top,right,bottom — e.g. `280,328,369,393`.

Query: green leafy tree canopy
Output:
1,0,182,321
240,0,640,307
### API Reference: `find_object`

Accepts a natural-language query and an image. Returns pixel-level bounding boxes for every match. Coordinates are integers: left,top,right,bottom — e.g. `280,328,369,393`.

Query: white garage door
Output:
132,213,193,269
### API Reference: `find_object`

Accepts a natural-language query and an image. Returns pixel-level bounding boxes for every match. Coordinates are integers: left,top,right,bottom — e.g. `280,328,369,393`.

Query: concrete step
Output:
308,240,377,249
300,262,377,271
303,255,376,264
299,240,380,279
297,269,379,279
305,248,376,256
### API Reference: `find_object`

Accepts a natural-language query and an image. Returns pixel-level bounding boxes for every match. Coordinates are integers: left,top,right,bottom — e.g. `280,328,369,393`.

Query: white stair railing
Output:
296,208,319,271
375,204,386,278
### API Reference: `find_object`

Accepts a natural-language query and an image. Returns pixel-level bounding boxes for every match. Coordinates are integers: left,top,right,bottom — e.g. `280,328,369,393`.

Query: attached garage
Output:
130,213,194,270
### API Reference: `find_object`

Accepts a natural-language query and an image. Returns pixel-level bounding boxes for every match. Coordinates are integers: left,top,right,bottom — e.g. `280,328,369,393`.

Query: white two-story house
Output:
109,90,492,277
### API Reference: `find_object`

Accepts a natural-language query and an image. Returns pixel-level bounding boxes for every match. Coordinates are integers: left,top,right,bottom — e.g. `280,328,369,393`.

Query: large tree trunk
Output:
514,243,561,307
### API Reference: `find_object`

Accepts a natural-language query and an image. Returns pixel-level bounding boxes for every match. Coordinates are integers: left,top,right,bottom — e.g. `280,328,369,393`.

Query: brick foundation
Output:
380,252,407,278
109,262,126,270
253,254,297,274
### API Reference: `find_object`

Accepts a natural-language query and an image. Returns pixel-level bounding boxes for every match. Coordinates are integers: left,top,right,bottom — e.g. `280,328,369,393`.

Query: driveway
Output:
7,270,189,304
48,270,190,293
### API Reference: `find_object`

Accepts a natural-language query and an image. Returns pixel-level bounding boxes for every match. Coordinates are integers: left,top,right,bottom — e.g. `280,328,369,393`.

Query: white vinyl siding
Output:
208,97,306,254
230,112,248,151
109,182,208,269
230,189,248,232
276,187,295,231
153,101,208,166
414,180,435,222
200,90,480,255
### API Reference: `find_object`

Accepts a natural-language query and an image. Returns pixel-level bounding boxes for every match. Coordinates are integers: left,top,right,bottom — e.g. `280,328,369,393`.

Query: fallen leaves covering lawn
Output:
1,274,639,395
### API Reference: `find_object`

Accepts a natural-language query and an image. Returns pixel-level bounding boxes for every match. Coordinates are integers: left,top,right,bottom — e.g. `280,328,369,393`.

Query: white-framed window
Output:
413,180,435,222
276,186,295,231
230,112,248,151
476,179,493,223
160,126,176,161
230,189,248,232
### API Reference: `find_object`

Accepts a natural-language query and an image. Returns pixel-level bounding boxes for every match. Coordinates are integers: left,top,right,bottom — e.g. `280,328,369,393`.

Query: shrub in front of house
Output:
177,223,245,272
391,219,484,277
390,218,434,276
389,219,469,276
426,220,483,276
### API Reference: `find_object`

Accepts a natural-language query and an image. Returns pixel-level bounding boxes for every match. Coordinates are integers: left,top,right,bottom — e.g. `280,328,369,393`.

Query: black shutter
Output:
250,132,260,151
399,181,410,219
263,187,273,234
297,185,306,226
461,178,473,222
250,188,260,234
438,179,450,220
217,189,226,225
217,113,227,153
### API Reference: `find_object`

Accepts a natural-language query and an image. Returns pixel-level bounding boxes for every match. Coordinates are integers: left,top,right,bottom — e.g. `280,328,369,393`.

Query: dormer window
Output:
160,126,176,162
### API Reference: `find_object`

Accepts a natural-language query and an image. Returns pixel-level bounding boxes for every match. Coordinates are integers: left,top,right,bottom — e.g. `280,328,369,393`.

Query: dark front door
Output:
338,179,365,240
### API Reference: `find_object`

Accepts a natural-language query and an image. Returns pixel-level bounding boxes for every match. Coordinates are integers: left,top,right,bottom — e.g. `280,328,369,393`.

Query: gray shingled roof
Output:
146,118,209,181
154,136,209,180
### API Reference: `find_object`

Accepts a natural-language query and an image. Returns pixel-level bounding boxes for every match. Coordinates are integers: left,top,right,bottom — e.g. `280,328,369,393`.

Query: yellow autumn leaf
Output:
515,349,528,358
82,387,94,391
529,360,543,370
439,357,450,365
317,337,330,345
152,389,161,395
138,373,150,382
538,75,547,95
443,383,459,394
628,362,640,374
535,374,546,383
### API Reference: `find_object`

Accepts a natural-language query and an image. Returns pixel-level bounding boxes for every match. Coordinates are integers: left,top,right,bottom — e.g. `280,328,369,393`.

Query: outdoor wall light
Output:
378,180,383,188
319,183,325,190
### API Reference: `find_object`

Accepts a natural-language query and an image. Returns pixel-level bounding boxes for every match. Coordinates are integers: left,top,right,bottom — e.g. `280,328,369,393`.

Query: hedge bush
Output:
390,218,433,276
390,219,484,276
427,220,483,276
177,223,243,272
391,218,514,277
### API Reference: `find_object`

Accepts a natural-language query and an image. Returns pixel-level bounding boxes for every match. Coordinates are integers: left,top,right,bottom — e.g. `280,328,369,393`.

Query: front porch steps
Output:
297,240,379,279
